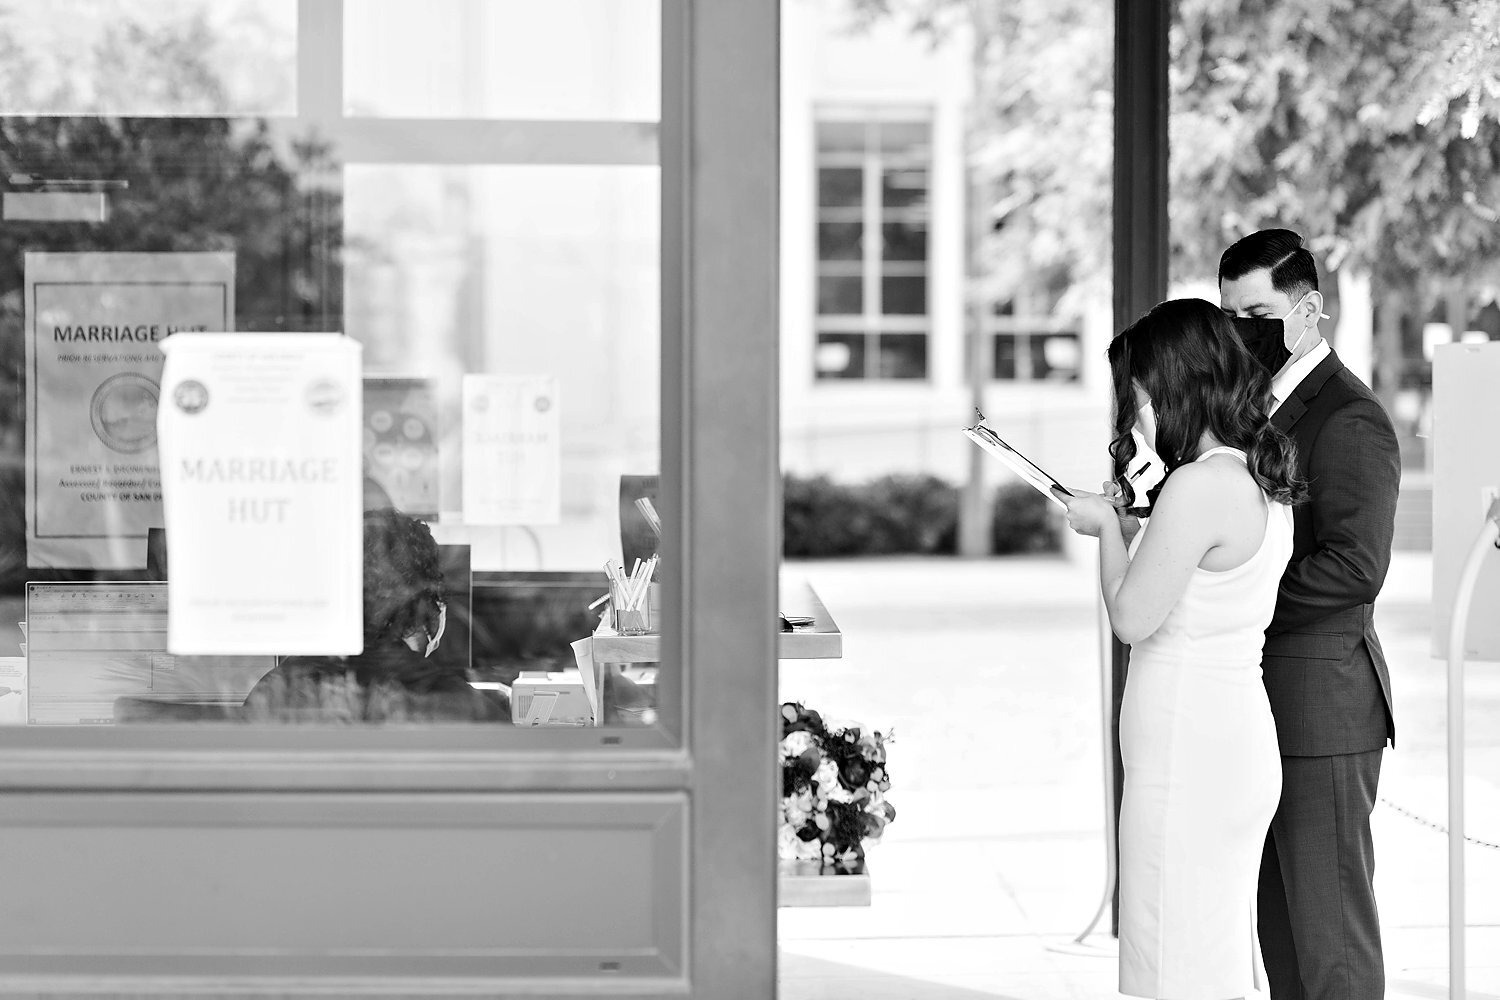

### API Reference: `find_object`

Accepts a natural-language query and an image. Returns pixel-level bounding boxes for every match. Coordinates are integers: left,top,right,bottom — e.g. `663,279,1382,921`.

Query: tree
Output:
1416,0,1500,140
849,0,1500,417
0,9,340,585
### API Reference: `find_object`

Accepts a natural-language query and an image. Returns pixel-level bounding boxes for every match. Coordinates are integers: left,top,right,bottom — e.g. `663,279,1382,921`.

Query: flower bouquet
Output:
778,701,896,874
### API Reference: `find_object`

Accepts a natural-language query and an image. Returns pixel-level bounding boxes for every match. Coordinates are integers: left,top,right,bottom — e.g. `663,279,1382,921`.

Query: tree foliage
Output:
0,6,339,583
846,0,1500,315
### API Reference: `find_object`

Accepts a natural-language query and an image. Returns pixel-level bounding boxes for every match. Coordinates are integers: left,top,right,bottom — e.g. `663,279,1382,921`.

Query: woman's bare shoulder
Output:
1152,460,1253,531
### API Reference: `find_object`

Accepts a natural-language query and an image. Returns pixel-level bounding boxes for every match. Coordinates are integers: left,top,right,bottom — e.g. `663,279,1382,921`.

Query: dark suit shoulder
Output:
1325,362,1383,408
1302,359,1394,434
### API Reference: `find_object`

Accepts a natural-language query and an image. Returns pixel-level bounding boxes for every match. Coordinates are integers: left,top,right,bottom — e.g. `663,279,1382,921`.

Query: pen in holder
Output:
610,579,651,635
606,554,658,635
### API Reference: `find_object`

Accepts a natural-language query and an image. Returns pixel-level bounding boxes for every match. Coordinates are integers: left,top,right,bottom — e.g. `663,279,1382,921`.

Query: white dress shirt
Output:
1269,338,1332,416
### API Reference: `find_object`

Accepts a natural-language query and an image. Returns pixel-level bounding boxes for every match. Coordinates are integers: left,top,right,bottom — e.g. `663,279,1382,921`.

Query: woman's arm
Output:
1102,465,1222,644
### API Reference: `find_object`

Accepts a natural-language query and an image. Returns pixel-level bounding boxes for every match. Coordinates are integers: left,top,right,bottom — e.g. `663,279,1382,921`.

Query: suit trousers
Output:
1258,749,1385,1000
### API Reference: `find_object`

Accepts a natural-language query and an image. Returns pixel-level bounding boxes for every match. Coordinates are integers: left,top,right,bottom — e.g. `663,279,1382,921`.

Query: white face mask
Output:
1134,397,1158,453
402,600,448,657
424,601,448,657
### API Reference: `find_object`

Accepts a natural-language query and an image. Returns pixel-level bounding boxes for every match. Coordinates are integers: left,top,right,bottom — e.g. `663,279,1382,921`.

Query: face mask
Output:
1233,315,1292,375
424,601,448,657
402,600,448,657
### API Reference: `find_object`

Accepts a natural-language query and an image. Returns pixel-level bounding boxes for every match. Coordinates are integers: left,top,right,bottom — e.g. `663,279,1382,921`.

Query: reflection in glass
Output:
814,333,866,379
345,164,660,572
993,334,1019,379
881,168,928,210
344,0,660,121
1033,333,1082,382
817,274,863,315
877,120,930,156
818,222,863,261
875,333,927,379
816,121,866,153
881,220,927,262
880,274,926,315
0,114,342,594
0,0,296,117
817,167,863,208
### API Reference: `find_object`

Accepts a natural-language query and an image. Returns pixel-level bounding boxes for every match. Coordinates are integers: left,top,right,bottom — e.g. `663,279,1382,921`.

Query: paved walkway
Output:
778,551,1500,999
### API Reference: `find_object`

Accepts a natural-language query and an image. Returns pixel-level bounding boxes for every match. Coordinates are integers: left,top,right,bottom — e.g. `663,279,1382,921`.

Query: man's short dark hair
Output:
1218,229,1318,299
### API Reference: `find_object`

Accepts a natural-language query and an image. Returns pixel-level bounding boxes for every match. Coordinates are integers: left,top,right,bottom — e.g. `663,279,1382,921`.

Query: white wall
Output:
780,0,1112,494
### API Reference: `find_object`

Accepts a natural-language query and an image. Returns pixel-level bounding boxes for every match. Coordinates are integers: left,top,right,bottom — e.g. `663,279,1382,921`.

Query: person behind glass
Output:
246,508,479,719
1220,228,1401,1000
1054,298,1306,1000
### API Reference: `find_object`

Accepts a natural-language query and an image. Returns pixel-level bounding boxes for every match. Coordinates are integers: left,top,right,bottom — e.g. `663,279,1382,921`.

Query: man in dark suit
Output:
1220,229,1401,1000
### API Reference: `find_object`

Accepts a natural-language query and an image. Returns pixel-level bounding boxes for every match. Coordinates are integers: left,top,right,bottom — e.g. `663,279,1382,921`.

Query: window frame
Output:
812,109,932,382
0,0,754,783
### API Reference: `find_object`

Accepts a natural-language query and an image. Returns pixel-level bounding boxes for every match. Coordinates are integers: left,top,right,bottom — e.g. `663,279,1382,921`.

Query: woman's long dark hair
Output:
1108,298,1307,508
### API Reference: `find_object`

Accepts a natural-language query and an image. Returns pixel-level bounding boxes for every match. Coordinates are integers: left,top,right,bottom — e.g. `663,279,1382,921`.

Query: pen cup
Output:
610,578,653,636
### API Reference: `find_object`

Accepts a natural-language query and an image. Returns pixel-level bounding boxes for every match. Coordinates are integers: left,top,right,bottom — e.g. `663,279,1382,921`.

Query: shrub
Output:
783,473,1058,557
991,481,1061,554
783,474,866,557
859,474,958,554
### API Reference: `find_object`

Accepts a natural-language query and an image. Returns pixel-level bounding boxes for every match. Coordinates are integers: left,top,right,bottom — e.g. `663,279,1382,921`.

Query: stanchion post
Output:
1446,507,1500,1000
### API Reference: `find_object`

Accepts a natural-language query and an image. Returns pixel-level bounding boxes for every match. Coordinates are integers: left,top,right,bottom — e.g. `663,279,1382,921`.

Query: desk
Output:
587,578,842,663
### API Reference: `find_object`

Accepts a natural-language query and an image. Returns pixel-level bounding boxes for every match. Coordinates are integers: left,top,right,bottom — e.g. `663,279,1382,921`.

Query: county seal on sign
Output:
90,372,160,453
173,379,209,415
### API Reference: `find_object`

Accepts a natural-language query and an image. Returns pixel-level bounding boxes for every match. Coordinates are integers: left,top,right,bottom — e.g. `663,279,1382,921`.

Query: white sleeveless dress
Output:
1118,447,1293,1000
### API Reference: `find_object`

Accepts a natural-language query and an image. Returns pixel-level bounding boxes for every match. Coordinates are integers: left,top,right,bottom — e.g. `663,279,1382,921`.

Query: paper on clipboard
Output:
962,414,1073,511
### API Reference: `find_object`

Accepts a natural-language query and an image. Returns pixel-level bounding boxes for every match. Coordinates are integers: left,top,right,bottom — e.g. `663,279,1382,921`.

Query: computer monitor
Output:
24,582,276,725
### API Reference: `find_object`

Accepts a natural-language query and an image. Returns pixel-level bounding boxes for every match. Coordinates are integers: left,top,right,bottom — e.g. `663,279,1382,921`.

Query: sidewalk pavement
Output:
778,551,1500,1000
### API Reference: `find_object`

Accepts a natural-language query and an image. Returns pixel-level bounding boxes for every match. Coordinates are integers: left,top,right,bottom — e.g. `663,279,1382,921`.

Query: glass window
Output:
343,0,660,121
0,0,297,117
817,167,863,209
813,115,930,381
881,220,927,262
814,332,866,379
875,333,927,379
989,330,1082,382
816,273,863,315
0,2,673,738
880,274,926,315
817,221,863,261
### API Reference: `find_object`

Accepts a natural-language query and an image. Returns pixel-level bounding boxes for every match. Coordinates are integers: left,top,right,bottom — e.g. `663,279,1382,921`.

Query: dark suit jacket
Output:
1264,348,1400,756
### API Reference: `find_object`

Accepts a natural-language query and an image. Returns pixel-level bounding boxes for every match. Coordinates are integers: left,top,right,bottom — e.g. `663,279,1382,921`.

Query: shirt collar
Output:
1270,337,1331,412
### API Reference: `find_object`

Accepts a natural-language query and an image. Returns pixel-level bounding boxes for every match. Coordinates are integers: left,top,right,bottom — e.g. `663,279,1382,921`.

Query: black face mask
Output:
1232,315,1291,375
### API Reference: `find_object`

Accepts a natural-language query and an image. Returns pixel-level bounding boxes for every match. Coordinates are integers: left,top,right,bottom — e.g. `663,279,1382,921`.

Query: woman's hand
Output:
1053,487,1121,538
1101,480,1144,544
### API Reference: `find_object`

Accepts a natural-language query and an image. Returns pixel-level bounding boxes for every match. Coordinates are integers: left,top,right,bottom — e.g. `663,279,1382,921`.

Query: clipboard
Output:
962,411,1074,511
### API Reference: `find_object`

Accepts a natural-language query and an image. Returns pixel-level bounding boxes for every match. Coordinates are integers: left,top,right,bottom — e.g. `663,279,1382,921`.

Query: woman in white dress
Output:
1056,298,1305,1000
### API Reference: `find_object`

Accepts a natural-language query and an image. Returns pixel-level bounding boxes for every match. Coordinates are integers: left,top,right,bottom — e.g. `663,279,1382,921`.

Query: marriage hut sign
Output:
157,333,363,656
24,251,235,568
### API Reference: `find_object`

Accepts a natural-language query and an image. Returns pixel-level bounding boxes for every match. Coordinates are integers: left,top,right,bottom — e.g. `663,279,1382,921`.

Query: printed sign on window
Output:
461,374,560,525
157,333,363,655
24,252,235,569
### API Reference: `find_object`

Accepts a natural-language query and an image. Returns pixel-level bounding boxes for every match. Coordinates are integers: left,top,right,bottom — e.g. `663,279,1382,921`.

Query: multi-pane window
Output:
984,300,1082,383
813,117,930,380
